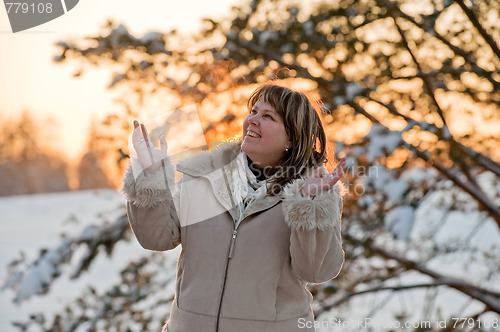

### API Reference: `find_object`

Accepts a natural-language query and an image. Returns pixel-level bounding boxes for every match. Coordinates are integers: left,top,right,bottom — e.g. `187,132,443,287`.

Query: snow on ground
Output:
0,189,178,332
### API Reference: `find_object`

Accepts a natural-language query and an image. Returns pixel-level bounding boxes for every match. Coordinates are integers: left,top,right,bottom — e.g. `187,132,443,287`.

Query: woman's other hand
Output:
132,120,168,172
300,158,346,197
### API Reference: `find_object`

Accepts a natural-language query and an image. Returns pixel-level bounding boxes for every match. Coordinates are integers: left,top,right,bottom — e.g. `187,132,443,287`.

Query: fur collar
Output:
176,142,241,177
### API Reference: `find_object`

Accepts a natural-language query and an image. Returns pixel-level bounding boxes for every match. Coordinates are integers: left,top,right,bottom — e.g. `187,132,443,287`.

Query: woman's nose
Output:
248,114,259,125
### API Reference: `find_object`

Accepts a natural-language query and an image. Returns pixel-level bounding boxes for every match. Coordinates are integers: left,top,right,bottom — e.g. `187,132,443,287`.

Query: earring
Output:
285,148,289,152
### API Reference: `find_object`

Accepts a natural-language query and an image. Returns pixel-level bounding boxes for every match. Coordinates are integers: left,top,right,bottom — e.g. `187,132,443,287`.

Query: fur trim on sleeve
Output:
121,157,176,208
282,179,342,231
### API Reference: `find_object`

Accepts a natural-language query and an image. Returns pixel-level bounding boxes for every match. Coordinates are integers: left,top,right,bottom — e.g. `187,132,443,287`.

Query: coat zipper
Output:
215,226,239,331
228,229,238,259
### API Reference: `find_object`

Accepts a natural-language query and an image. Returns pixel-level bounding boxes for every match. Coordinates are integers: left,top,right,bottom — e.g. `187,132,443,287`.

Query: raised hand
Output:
132,120,168,172
300,158,346,197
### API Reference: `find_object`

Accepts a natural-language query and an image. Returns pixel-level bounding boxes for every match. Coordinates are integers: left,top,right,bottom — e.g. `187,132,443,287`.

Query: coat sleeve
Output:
282,179,345,284
121,157,181,252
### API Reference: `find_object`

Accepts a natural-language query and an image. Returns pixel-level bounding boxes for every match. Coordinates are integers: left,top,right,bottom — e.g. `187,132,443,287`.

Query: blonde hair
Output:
246,82,328,194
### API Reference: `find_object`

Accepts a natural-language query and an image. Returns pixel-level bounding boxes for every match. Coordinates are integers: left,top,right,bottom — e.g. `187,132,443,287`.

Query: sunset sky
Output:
0,0,239,160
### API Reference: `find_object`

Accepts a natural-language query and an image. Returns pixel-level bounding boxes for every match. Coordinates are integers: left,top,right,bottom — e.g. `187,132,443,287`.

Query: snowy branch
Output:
349,101,500,227
454,0,500,60
367,96,500,177
316,281,463,317
2,214,130,303
344,233,500,313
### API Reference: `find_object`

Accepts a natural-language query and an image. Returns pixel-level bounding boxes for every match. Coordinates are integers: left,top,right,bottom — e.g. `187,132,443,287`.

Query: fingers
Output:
328,170,343,185
132,121,144,144
132,121,154,149
301,158,347,197
132,120,168,154
326,158,346,186
131,120,170,172
160,135,168,154
140,124,151,148
312,166,326,179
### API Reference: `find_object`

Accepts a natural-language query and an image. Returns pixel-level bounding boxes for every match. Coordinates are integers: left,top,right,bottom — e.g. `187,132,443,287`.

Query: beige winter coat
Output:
121,142,344,332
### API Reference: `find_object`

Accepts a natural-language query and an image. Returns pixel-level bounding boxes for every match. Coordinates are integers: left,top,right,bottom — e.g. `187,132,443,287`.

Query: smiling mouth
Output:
246,131,261,138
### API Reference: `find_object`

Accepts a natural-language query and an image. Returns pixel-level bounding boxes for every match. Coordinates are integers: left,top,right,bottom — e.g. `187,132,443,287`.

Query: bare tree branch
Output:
344,233,500,313
391,15,450,135
348,101,500,227
367,96,500,177
455,0,500,60
381,0,500,90
316,281,472,317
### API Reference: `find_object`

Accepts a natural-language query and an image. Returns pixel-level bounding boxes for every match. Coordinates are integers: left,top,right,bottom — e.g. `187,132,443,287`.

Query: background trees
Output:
2,0,499,330
0,111,70,195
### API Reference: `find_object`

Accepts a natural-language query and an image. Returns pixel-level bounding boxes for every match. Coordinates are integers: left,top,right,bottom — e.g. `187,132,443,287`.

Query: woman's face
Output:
241,99,291,168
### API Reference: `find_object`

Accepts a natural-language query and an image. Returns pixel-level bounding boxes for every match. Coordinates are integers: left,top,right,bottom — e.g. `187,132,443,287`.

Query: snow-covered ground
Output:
1,188,499,331
0,190,179,331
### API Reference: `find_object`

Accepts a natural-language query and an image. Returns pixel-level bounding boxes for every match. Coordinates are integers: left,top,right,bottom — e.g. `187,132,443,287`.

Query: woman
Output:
122,83,346,332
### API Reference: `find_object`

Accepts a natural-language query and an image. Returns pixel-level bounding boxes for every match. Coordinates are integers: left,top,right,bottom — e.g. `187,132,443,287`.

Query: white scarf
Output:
231,152,269,223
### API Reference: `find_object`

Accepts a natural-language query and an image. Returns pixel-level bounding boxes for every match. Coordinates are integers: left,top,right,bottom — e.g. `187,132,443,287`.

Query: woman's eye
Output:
264,114,273,119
